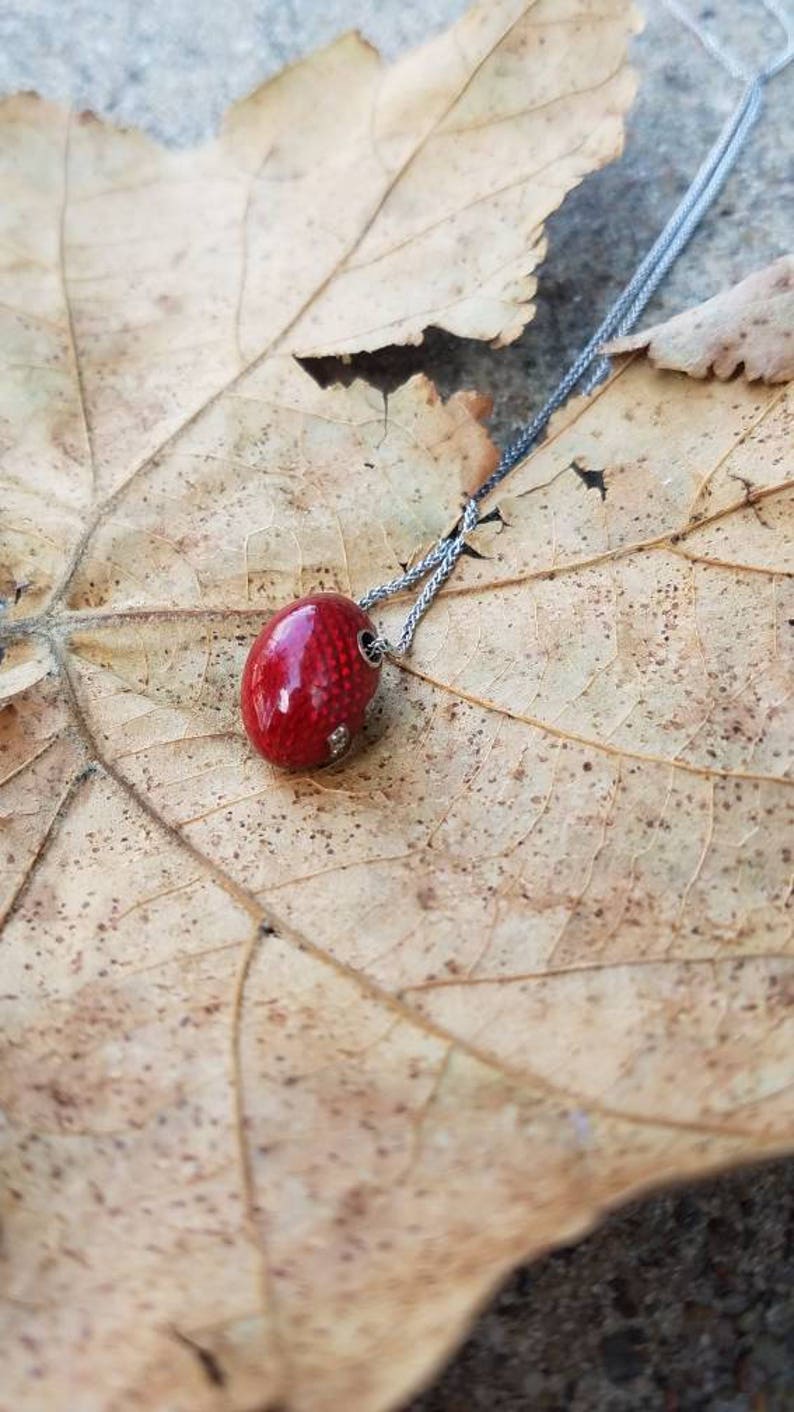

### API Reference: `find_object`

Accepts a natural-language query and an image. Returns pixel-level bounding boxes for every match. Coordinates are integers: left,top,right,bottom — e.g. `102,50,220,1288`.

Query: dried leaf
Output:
606,255,794,382
3,5,793,1412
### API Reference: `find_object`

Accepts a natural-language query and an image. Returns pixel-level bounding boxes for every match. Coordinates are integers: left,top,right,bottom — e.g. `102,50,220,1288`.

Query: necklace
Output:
240,2,793,771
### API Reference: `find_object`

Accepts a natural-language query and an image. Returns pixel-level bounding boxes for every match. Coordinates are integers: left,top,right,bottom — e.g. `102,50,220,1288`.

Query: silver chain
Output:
359,1,793,660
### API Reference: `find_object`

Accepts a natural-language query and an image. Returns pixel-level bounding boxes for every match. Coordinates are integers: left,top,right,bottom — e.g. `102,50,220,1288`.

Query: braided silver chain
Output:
358,1,792,660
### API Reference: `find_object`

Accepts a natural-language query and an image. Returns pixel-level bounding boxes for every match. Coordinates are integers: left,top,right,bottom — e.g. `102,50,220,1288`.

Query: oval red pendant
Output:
240,593,382,769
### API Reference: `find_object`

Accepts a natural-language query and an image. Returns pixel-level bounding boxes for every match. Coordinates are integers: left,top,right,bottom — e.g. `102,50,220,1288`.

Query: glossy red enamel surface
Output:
240,593,381,769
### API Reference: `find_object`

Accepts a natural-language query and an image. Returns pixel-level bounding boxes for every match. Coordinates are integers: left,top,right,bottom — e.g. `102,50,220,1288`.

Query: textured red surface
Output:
240,593,382,769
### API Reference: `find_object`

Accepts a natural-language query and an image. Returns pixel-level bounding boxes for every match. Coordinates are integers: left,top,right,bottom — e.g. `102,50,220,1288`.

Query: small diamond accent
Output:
327,724,351,761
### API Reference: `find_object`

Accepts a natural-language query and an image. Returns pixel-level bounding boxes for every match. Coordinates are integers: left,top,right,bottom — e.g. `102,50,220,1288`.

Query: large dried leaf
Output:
606,254,794,382
2,5,794,1412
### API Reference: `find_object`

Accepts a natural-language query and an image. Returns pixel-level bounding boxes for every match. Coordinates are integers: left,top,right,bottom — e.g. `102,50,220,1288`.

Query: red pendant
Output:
240,593,382,769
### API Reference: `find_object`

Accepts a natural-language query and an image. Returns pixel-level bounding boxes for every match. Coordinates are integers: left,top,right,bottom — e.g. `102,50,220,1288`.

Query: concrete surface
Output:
411,1161,794,1412
1,2,792,1408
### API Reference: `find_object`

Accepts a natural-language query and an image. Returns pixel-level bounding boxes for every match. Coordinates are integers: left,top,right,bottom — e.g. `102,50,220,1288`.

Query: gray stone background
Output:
1,1,791,1407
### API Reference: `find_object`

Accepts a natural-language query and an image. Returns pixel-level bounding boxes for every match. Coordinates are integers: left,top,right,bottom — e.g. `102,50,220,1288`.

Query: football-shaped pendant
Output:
240,593,382,769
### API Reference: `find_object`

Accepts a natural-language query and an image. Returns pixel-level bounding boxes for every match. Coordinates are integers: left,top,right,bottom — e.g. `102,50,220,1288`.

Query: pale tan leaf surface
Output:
606,255,794,382
3,354,792,1412
2,5,794,1411
0,0,636,615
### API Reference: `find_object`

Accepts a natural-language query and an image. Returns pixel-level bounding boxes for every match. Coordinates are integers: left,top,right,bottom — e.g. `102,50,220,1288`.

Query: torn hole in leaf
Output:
297,326,491,403
459,505,506,559
478,506,506,529
297,336,501,500
571,458,608,500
